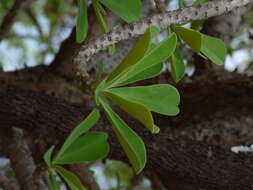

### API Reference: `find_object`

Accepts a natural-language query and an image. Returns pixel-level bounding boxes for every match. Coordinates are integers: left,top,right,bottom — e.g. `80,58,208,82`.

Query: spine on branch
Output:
74,0,251,77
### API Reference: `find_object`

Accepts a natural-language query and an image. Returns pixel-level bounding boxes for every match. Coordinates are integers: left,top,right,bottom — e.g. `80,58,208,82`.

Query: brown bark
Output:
1,74,253,189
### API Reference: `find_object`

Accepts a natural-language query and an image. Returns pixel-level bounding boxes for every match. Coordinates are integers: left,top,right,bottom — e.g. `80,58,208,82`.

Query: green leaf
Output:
200,34,226,65
103,90,156,133
109,33,177,87
54,109,100,162
120,62,163,86
192,0,210,6
76,0,88,43
93,0,109,33
173,26,202,52
170,48,185,83
100,98,146,174
99,0,141,23
53,132,109,164
178,0,184,8
54,165,87,190
106,84,180,116
49,172,61,190
43,145,55,167
106,26,160,83
174,27,226,65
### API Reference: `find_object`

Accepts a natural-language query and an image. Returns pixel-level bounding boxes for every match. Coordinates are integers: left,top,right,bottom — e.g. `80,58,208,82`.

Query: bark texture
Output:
1,74,253,189
74,0,252,77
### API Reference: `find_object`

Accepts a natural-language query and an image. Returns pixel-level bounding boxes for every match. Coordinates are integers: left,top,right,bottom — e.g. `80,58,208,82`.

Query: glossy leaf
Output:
106,84,180,116
200,34,226,65
54,165,87,190
49,172,61,190
170,48,185,83
99,0,141,23
103,90,156,133
101,98,146,174
54,109,100,162
173,26,202,52
76,0,88,43
106,26,160,83
53,132,109,164
109,33,177,87
43,145,55,167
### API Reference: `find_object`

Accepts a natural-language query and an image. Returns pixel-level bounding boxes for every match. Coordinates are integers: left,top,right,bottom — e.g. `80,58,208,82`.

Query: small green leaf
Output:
54,165,87,190
109,33,177,87
178,0,184,8
106,26,160,83
173,26,202,52
43,145,55,167
54,109,100,162
103,90,156,133
93,0,109,33
108,44,116,55
99,0,141,23
170,48,185,83
106,84,180,116
53,132,109,164
49,172,61,190
76,0,88,43
200,34,226,65
100,98,146,174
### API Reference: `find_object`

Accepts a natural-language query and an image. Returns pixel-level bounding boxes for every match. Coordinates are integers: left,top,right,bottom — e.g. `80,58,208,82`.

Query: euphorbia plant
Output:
44,22,226,189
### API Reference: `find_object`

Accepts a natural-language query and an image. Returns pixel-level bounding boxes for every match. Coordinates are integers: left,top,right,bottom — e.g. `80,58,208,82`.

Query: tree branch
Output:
194,2,253,76
3,128,49,190
1,74,253,189
0,172,16,190
73,0,251,77
0,0,30,42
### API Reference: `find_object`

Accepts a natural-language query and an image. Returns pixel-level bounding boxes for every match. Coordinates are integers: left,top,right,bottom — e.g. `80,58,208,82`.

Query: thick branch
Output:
73,0,251,77
0,0,29,42
1,75,253,189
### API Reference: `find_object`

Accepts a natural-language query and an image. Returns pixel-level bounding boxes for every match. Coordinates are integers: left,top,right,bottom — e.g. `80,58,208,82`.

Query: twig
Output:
74,0,251,77
25,6,43,36
67,163,101,190
4,128,49,190
0,0,30,42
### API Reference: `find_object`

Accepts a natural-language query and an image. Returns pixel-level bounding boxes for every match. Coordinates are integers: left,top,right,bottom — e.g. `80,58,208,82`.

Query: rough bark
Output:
1,74,253,189
0,172,16,190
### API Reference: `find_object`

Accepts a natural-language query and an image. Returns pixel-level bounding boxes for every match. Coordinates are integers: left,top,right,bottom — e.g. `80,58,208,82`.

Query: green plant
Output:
44,20,226,188
76,0,141,43
43,0,228,188
44,109,109,189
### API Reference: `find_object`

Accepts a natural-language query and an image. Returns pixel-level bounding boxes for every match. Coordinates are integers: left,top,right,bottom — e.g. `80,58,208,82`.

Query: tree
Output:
0,0,253,189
